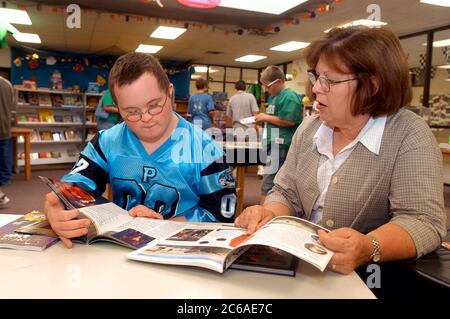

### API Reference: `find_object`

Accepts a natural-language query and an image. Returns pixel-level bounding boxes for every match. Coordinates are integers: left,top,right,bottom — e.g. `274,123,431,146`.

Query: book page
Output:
127,224,249,272
238,216,333,272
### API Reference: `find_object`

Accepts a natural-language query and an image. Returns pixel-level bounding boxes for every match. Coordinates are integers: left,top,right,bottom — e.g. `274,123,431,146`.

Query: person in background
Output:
45,53,236,248
95,89,122,130
256,66,302,203
226,80,259,133
187,78,216,130
0,76,15,206
235,26,446,276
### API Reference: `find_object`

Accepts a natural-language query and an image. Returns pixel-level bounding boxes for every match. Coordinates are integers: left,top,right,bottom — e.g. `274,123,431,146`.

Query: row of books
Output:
18,91,82,107
17,110,83,123
17,148,80,160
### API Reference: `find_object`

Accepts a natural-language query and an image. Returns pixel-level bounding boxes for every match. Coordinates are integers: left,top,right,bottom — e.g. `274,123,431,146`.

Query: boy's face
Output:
115,72,174,143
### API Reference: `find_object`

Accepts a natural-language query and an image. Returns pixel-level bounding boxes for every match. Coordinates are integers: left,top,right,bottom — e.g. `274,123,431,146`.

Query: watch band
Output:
368,235,381,263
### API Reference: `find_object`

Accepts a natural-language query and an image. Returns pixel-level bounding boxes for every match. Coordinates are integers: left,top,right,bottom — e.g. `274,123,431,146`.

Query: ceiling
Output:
4,0,450,68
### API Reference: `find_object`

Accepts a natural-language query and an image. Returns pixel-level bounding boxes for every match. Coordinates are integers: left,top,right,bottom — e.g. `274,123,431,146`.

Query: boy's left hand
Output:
129,205,164,219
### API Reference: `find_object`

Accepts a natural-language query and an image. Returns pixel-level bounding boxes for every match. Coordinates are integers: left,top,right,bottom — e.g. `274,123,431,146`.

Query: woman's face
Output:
312,56,358,128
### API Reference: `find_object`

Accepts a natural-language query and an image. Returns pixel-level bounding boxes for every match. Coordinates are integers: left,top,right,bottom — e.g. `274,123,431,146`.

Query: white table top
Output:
0,214,375,299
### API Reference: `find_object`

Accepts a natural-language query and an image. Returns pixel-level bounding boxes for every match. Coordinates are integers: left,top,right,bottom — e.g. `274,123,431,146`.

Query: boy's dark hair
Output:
235,80,246,91
109,52,170,105
195,78,208,90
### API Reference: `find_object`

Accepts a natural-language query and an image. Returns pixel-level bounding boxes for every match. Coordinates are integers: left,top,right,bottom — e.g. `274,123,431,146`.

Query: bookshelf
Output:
14,88,102,166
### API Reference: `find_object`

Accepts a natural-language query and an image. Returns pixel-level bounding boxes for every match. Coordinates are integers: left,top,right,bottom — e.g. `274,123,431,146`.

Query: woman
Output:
235,26,446,275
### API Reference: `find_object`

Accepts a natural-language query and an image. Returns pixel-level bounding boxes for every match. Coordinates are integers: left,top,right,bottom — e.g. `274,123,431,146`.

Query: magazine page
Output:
236,216,334,272
127,224,249,273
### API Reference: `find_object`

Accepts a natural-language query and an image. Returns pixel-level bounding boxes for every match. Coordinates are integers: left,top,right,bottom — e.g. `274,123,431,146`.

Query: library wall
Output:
0,47,11,68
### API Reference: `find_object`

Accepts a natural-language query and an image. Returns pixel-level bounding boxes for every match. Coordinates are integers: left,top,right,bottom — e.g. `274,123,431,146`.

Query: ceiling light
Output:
270,41,310,52
150,26,187,40
13,33,41,43
194,66,218,73
135,44,163,53
219,0,308,15
235,55,267,63
324,19,387,33
0,21,19,34
191,75,202,79
421,39,450,47
420,0,450,7
437,65,450,69
0,8,32,25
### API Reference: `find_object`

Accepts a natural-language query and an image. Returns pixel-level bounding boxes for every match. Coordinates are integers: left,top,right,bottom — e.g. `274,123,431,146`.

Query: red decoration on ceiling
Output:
177,0,220,9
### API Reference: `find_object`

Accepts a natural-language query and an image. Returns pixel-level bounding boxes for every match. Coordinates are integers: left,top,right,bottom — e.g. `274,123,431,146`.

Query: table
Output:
11,127,33,180
0,214,375,299
218,141,265,215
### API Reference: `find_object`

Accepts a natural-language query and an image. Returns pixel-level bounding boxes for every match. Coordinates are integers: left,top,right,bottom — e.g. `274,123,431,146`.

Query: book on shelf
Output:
39,176,334,273
17,91,28,106
67,148,79,157
38,110,55,123
64,130,76,140
38,93,52,107
30,130,39,141
26,113,39,122
53,115,63,123
71,114,82,123
85,113,95,123
52,132,63,141
39,131,53,141
30,152,39,160
63,114,73,123
0,211,59,251
38,152,52,159
50,151,62,159
62,94,82,107
26,92,39,105
51,94,64,107
18,114,27,123
86,96,100,108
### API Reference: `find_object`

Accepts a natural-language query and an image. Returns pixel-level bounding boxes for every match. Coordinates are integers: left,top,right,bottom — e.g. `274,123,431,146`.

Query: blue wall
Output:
11,47,191,99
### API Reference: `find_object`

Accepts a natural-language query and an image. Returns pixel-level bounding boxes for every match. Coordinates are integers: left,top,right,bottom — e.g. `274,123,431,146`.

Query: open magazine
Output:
128,215,334,273
39,176,334,272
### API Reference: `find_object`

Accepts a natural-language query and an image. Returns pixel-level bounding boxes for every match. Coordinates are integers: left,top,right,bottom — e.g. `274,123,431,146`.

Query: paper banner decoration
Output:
97,75,106,86
13,57,22,67
46,56,57,65
73,63,85,73
28,59,39,69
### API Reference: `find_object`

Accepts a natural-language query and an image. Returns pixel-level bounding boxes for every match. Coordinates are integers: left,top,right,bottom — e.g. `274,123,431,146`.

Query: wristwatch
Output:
368,235,381,263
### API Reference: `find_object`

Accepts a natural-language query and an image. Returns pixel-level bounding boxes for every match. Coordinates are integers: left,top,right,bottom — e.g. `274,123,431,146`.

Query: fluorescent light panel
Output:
150,26,187,40
420,0,450,7
219,0,308,15
235,55,267,63
437,65,450,69
0,8,32,25
270,41,310,52
135,44,163,53
421,39,450,47
13,33,41,43
325,19,387,33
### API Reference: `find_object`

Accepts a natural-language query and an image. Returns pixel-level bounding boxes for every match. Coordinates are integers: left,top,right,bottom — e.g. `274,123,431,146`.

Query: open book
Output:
40,176,334,272
128,215,334,273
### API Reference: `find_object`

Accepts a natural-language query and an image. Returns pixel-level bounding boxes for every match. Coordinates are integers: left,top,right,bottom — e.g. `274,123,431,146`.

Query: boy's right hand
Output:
44,192,91,249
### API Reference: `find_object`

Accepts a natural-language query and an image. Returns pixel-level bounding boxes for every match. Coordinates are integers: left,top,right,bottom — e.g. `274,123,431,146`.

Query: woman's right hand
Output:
44,192,91,249
234,205,277,233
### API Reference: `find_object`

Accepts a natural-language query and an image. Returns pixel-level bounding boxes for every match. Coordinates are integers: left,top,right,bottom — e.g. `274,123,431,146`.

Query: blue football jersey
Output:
62,115,236,222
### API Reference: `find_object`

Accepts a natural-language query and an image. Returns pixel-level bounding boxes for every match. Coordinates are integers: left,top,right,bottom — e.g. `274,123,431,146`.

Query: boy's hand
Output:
129,205,164,219
44,192,91,249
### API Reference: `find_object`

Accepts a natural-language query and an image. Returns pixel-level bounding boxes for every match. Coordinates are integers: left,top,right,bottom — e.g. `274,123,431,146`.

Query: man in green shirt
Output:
255,65,302,203
95,89,122,130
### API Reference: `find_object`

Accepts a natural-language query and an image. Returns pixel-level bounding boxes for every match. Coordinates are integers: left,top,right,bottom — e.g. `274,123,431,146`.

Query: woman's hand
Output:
234,205,277,233
129,205,164,219
318,228,373,275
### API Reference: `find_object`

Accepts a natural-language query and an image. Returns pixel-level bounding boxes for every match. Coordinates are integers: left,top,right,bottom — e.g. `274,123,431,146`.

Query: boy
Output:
45,53,236,248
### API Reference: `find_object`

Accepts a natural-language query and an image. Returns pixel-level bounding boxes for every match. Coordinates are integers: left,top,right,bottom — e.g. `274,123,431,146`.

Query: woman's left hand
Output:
318,228,373,275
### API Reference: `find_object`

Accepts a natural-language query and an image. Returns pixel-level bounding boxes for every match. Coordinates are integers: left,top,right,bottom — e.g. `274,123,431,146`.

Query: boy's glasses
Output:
122,95,168,122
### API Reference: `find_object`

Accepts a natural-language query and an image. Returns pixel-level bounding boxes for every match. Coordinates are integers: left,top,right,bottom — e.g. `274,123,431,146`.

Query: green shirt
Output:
264,88,302,150
102,90,121,124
